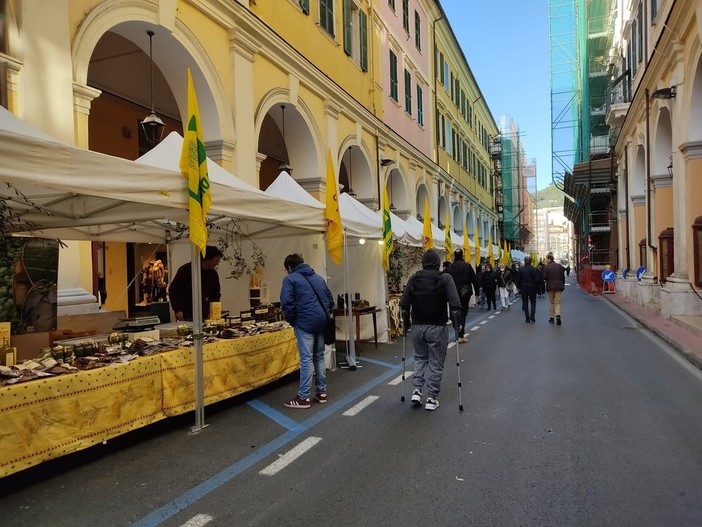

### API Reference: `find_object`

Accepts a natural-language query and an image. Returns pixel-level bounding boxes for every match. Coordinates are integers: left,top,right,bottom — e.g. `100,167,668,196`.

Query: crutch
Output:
400,329,406,402
455,335,464,412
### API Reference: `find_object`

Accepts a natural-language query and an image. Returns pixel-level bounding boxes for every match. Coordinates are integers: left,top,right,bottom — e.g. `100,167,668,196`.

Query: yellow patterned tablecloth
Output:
161,327,298,416
0,328,298,478
0,354,164,478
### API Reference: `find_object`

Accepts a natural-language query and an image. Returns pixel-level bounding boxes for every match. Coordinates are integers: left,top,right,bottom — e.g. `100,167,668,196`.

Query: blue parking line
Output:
131,362,403,527
246,400,305,432
357,356,397,368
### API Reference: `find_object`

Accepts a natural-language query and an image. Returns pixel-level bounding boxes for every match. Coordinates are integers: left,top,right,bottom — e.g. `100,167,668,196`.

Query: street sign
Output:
601,269,615,282
636,266,646,281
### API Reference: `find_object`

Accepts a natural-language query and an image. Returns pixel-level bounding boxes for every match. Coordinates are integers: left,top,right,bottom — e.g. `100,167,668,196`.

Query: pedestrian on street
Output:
536,261,546,298
280,253,334,409
400,249,462,411
480,262,499,312
496,263,510,310
543,252,566,325
447,249,480,343
515,256,538,323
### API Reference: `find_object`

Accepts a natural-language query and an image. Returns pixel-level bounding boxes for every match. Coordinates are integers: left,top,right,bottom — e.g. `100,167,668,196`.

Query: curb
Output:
603,296,702,372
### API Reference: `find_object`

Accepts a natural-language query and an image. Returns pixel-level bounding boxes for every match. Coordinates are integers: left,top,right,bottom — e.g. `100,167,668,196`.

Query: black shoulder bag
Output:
302,275,336,345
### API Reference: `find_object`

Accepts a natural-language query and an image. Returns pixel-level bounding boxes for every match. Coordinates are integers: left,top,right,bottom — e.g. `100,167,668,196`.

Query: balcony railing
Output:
605,68,631,114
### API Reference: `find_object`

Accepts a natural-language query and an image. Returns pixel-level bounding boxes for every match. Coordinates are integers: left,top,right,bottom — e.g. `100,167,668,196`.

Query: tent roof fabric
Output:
0,107,326,242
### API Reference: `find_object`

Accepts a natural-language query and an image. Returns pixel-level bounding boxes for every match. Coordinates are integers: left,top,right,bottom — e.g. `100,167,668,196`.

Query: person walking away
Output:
280,253,334,408
543,252,566,325
503,264,514,304
168,245,223,321
480,262,498,313
400,249,462,411
496,263,509,310
447,249,479,343
515,256,538,323
477,263,486,310
536,262,546,298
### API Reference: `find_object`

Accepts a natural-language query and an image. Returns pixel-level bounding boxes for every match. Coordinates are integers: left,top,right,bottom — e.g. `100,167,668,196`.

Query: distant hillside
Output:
536,184,564,208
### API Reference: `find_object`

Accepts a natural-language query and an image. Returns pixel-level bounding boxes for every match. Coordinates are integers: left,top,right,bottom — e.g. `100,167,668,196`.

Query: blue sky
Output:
439,0,552,190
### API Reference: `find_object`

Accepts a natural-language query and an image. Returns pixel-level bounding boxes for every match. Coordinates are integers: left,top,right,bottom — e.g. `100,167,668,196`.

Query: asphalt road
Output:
2,276,702,526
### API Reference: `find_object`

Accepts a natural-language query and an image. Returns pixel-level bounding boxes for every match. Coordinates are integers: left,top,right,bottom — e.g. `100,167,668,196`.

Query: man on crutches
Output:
400,249,462,411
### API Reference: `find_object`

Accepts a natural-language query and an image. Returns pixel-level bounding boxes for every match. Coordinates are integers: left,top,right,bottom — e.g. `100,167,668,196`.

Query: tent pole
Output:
343,229,356,368
190,243,207,433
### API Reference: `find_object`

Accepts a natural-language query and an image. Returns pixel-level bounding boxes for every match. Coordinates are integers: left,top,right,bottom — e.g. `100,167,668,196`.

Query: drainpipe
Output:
624,147,631,270
432,13,443,161
644,89,656,251
376,129,382,209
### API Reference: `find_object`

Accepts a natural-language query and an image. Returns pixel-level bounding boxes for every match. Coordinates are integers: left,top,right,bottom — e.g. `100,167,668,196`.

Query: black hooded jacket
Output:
447,254,479,299
400,249,462,329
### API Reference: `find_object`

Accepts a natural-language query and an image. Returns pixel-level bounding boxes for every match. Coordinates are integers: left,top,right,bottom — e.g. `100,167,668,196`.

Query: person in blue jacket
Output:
280,253,334,409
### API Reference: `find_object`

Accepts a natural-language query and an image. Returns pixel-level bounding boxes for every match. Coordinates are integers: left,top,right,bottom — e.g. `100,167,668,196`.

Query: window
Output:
0,0,6,55
439,52,445,83
417,84,424,126
343,0,352,56
388,0,395,11
639,238,647,268
636,2,643,64
693,216,702,287
435,109,441,145
402,0,409,32
320,0,334,36
658,228,674,282
404,68,412,114
414,11,421,51
359,10,368,71
299,0,310,15
445,117,451,153
342,2,368,71
651,0,658,20
443,62,449,91
389,50,398,101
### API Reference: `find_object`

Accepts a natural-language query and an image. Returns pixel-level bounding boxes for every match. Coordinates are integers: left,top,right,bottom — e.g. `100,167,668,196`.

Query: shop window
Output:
638,238,647,268
693,217,702,287
658,228,674,283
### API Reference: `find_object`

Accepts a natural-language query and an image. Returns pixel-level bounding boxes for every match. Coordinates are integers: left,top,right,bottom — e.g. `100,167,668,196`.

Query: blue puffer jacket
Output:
280,263,334,334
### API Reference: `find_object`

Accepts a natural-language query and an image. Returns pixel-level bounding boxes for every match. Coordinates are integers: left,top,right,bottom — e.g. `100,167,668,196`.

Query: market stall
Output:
0,327,297,478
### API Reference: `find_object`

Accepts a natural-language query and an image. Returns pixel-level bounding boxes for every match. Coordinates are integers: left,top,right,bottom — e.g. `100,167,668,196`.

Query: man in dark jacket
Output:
168,245,222,321
515,255,538,323
400,249,462,411
543,252,566,325
280,253,334,409
447,249,479,343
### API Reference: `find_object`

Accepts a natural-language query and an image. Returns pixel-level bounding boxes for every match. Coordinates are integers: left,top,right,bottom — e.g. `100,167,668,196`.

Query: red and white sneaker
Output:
314,392,328,404
284,396,311,409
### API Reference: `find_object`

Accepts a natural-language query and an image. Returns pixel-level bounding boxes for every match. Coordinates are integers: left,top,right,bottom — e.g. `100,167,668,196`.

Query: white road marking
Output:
180,514,213,527
448,342,456,349
259,436,322,476
470,326,480,331
388,372,412,385
479,321,488,325
343,395,379,416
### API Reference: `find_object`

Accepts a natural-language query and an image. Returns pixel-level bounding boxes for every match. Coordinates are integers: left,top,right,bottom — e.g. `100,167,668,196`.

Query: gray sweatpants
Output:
411,324,449,399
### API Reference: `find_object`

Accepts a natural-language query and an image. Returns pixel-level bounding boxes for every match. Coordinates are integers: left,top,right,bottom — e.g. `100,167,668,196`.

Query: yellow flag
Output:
180,68,211,257
474,221,481,268
462,219,469,259
381,185,393,270
444,209,452,262
422,198,433,250
487,233,494,266
325,150,343,265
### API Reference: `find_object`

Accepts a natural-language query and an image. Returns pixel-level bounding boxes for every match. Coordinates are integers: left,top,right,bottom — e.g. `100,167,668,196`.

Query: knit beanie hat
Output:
422,249,441,270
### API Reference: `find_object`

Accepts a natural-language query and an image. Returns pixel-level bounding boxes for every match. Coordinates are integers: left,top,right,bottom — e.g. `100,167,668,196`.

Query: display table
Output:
0,328,297,478
333,306,381,349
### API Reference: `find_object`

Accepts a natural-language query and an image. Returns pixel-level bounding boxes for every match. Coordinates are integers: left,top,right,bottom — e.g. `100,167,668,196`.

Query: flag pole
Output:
342,228,357,369
190,243,207,432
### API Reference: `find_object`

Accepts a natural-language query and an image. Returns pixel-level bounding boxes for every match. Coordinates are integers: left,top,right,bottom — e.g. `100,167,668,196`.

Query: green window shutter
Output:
320,0,334,36
417,84,423,126
359,10,368,72
414,11,421,50
299,0,310,15
343,0,352,56
389,50,398,101
404,69,412,114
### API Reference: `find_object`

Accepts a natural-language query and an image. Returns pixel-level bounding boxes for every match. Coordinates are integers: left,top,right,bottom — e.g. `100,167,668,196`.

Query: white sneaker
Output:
425,397,439,411
411,389,422,406
457,336,468,344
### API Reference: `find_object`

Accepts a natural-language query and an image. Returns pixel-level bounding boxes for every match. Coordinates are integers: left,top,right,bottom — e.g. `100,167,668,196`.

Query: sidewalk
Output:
602,292,702,370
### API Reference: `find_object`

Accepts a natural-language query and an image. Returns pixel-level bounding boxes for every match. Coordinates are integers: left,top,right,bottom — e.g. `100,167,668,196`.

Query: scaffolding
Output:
549,0,617,268
499,116,533,248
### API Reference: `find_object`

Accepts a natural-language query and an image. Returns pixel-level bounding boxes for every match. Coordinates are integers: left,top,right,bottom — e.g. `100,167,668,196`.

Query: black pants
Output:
521,291,536,320
484,290,497,311
458,295,471,337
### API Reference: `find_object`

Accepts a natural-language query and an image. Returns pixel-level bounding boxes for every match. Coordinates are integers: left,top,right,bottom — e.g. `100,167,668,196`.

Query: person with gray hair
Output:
400,249,462,411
